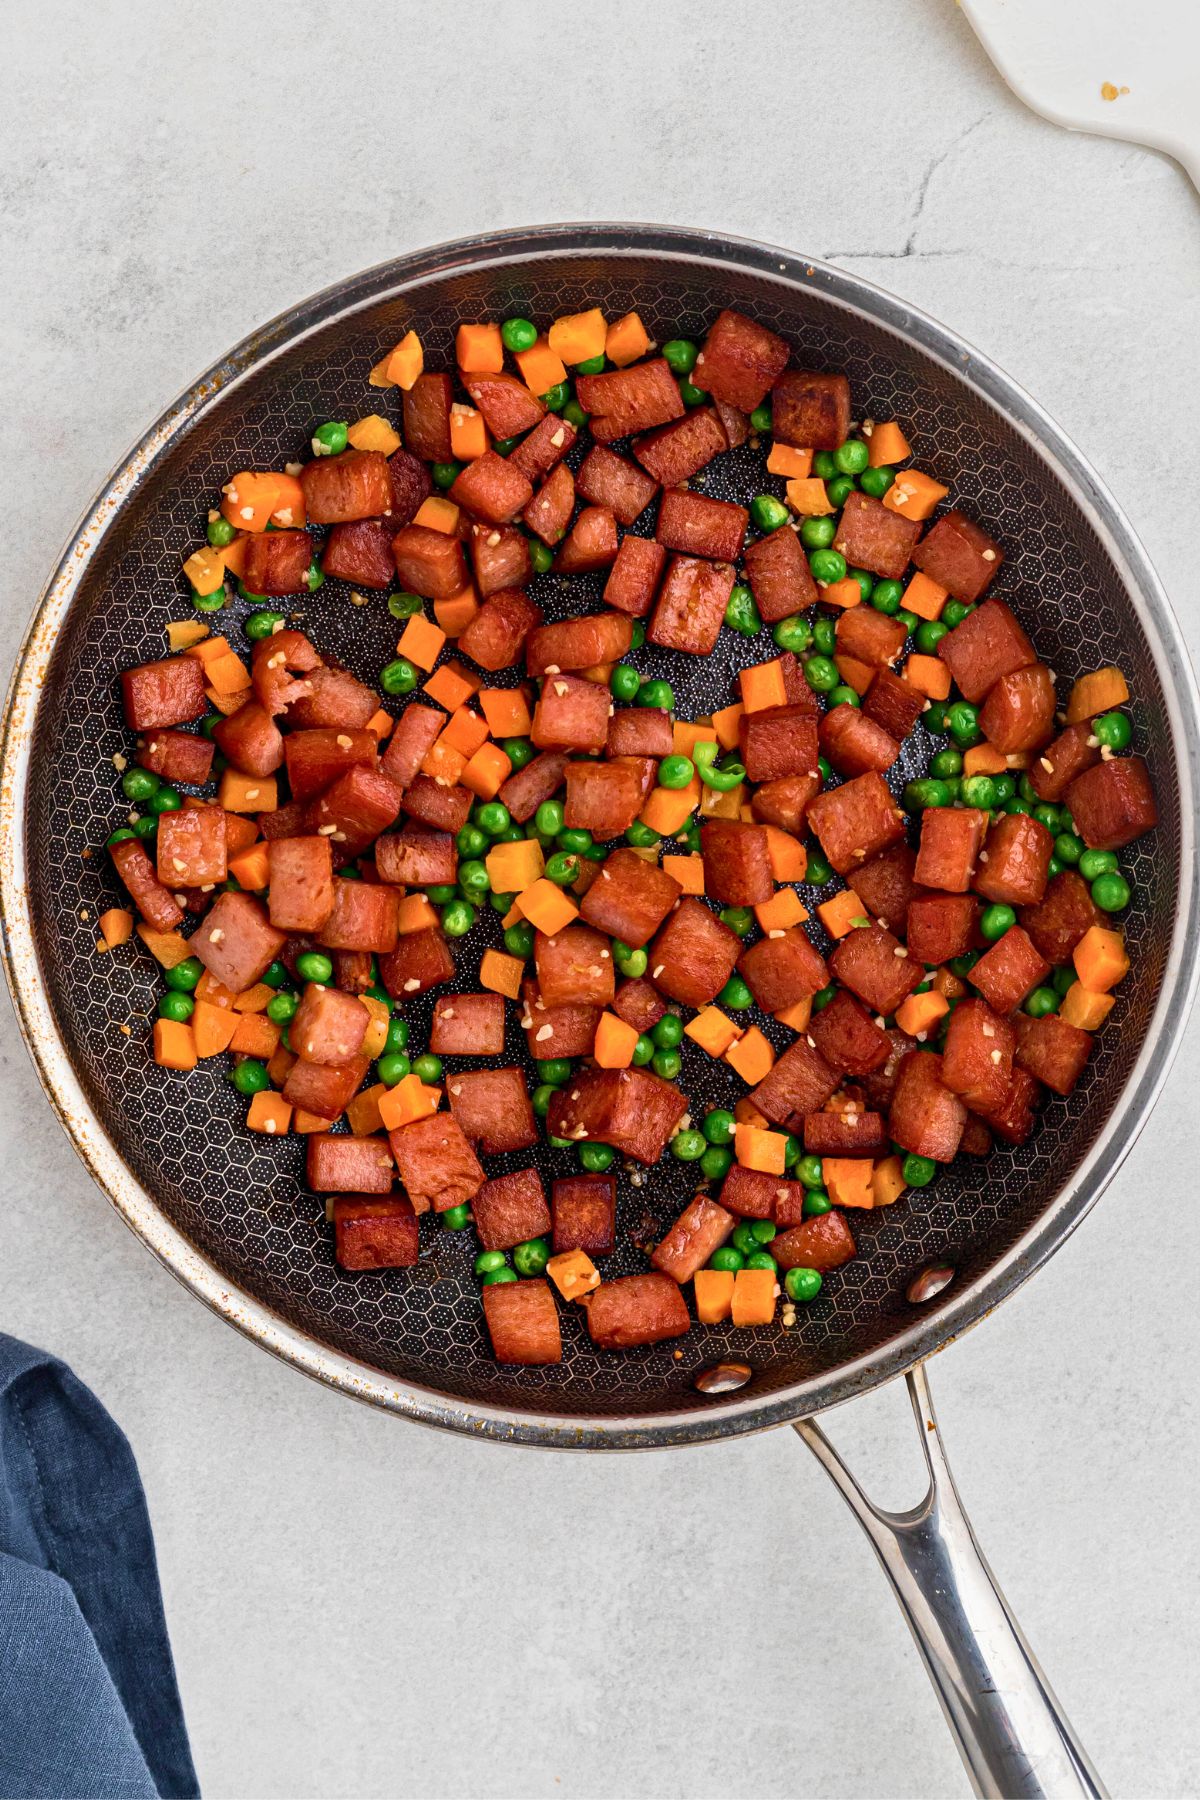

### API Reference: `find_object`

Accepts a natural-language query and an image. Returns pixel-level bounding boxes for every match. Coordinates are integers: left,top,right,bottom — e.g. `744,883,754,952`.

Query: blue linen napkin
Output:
0,1333,199,1799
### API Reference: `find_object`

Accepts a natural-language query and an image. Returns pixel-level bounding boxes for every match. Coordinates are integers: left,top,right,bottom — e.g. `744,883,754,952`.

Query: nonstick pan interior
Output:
6,227,1197,1445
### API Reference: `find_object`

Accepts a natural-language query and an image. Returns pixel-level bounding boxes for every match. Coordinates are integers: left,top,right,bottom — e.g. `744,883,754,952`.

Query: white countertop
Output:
2,3,1198,1795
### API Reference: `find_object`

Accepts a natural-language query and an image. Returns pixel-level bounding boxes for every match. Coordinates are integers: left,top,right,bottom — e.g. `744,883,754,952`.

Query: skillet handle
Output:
794,1363,1107,1800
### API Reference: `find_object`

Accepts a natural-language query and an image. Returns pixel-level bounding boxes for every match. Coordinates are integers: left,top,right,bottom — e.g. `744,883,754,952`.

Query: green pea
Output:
531,1083,558,1117
787,1152,819,1190
749,403,772,432
525,539,552,575
899,1153,935,1189
560,398,587,429
924,701,950,734
1051,964,1077,998
157,991,194,1023
809,548,847,586
492,436,518,457
482,1265,518,1286
658,754,694,790
384,1017,408,1054
312,420,348,456
1031,805,1059,834
192,586,227,614
915,620,949,655
750,494,790,534
406,1054,438,1086
541,381,570,412
159,957,201,997
543,851,577,887
442,1203,472,1229
1078,848,1117,881
131,815,158,839
828,685,860,710
632,1033,656,1067
530,801,563,842
1091,871,1130,912
811,984,837,1014
376,1052,410,1086
811,616,836,656
147,785,182,815
946,701,982,748
670,1130,706,1162
992,774,1017,803
426,884,457,906
430,460,462,492
205,513,236,549
475,801,511,837
303,560,325,594
960,774,998,810
259,960,288,991
745,1250,779,1272
265,989,298,1024
651,1047,681,1080
497,738,531,774
662,338,699,375
894,608,918,635
845,568,875,604
725,583,761,637
810,450,835,479
501,317,537,352
715,975,751,1012
237,582,269,605
120,769,158,808
709,1246,744,1273
637,678,674,711
700,1146,734,1181
826,475,856,508
803,851,832,888
859,465,894,498
625,821,660,849
610,664,641,702
557,829,593,857
831,438,868,476
929,748,963,780
229,1058,269,1096
501,922,533,962
630,622,647,649
942,599,972,628
1004,797,1033,817
729,1221,758,1258
679,380,707,407
718,906,754,937
652,1013,683,1049
904,778,952,811
802,1190,832,1217
980,903,1016,942
513,1237,550,1277
244,609,285,643
574,353,606,376
1050,832,1080,867
538,1057,573,1085
381,593,421,624
458,860,491,897
613,940,648,977
1024,987,1060,1019
474,1248,508,1276
772,615,812,654
702,1108,736,1145
547,1136,574,1150
799,514,836,551
449,826,483,862
441,899,476,937
785,1267,823,1303
380,658,418,697
578,1141,615,1172
291,952,331,985
1092,710,1132,751
804,654,839,694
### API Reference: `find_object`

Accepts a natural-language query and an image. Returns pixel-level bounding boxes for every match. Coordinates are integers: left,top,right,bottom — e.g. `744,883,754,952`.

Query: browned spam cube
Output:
771,1210,857,1273
751,773,821,837
531,672,612,753
387,448,433,528
738,929,829,1012
242,529,313,596
388,1113,485,1214
978,664,1057,754
257,801,306,843
333,1197,419,1271
739,703,820,785
462,370,546,439
648,556,735,657
1013,1013,1093,1097
905,893,980,964
889,1051,966,1161
576,445,658,525
803,1110,889,1157
472,1168,552,1252
1018,871,1102,965
283,728,377,803
586,1273,691,1350
975,1064,1041,1144
287,666,379,733
156,804,226,889
719,1165,805,1224
750,1037,839,1132
743,526,818,623
317,879,401,953
836,607,908,669
862,670,926,743
937,599,1036,704
656,491,748,563
632,407,728,487
700,819,773,906
447,1068,538,1155
483,1280,563,1365
546,1066,688,1165
381,703,444,791
332,948,373,994
1065,756,1158,851
807,772,906,877
604,535,667,618
612,976,667,1033
576,359,685,442
535,924,615,1010
109,838,183,932
268,836,334,932
833,492,922,581
648,897,741,1008
508,413,577,482
391,525,468,601
449,449,533,525
307,1132,395,1193
551,1175,616,1256
969,926,1051,1015
523,980,600,1060
136,728,215,788
851,843,924,933
974,813,1054,907
250,627,320,718
375,827,457,889
430,992,506,1058
912,510,1003,603
607,707,673,759
1027,723,1100,804
553,505,620,574
770,369,851,451
859,1030,912,1112
829,922,922,1016
819,706,900,778
469,524,533,598
121,655,208,731
299,449,392,522
651,1197,736,1285
694,309,790,412
399,776,473,834
193,891,285,993
306,766,402,860
523,463,575,546
914,806,989,893
960,1115,994,1156
292,983,369,1066
942,997,1014,1110
580,848,682,949
527,612,633,676
284,1052,370,1120
499,750,568,823
213,701,284,778
713,398,750,448
378,926,455,999
401,372,454,462
808,990,892,1076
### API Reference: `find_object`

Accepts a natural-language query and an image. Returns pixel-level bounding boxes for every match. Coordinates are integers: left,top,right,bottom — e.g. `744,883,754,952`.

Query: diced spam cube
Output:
770,1210,856,1272
375,827,457,888
743,525,817,623
307,1132,395,1193
283,728,376,802
808,989,892,1075
575,445,658,525
973,813,1053,907
446,1067,538,1155
458,589,542,673
700,819,773,906
693,309,790,412
1028,722,1101,804
575,359,685,441
283,1052,370,1119
833,491,922,581
975,1065,1041,1144
562,760,644,839
242,528,314,595
648,555,735,657
551,1174,617,1256
534,924,615,1009
750,773,821,836
268,836,334,933
604,535,667,618
527,611,633,677
399,775,473,834
292,983,369,1066
546,1066,688,1165
213,701,284,778
914,806,989,893
829,922,922,1015
937,599,1036,703
851,843,924,934
819,706,900,777
719,1164,805,1225
378,926,455,999
156,804,226,889
1065,756,1158,851
448,449,533,525
750,1037,839,1132
836,607,908,669
905,892,979,963
522,980,600,1060
1018,871,1102,965
121,655,208,731
498,750,568,823
430,992,506,1057
770,370,850,451
135,727,215,787
632,407,728,487
400,373,454,461
192,891,285,993
651,1197,736,1285
911,510,1003,603
391,524,468,600
332,1197,418,1271
469,523,532,598
580,848,681,949
531,671,612,752
861,669,925,742
941,997,1014,1110
472,1167,552,1251
305,766,402,860
1012,1012,1093,1096
648,897,741,1007
978,664,1056,754
554,506,620,575
508,413,578,482
483,1280,562,1365
109,838,184,932
387,448,433,527
317,879,400,953
657,491,748,562
803,1111,889,1156
739,703,820,784
807,772,906,877
889,1050,966,1161
462,370,546,438
607,707,673,759
586,1273,691,1350
612,976,667,1033
738,929,828,1012
969,926,1051,1014
388,1113,485,1214
381,703,444,791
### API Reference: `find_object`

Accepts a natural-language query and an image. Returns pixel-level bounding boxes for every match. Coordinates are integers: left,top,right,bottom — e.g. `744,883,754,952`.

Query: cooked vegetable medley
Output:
104,303,1158,1366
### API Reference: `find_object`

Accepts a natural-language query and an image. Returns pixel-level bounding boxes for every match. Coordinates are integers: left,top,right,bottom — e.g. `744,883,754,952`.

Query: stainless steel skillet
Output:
2,225,1197,1797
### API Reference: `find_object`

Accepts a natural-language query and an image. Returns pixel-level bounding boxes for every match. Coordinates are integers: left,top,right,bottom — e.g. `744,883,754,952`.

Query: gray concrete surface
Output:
2,2,1198,1795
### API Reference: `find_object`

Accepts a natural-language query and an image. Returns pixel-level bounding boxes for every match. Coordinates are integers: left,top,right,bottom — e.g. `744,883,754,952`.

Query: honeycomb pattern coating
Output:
24,248,1179,1421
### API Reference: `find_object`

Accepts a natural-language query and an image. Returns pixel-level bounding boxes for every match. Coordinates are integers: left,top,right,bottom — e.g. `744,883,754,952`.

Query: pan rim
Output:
3,221,1198,1449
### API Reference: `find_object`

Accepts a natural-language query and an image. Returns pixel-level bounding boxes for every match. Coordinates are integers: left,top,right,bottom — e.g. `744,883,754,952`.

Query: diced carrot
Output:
97,907,134,951
219,535,249,579
711,704,745,751
515,337,568,395
205,686,250,717
377,1072,441,1132
191,999,239,1058
594,1011,641,1069
152,1017,197,1071
1073,925,1129,993
767,443,812,478
515,878,578,936
604,311,652,368
1066,666,1129,724
358,995,390,1061
365,708,394,740
421,664,471,712
196,970,236,1008
546,1249,600,1302
684,1007,742,1057
185,633,231,667
931,967,968,1001
455,323,504,374
694,1268,736,1325
1059,983,1116,1030
480,948,525,1000
754,888,807,933
672,719,713,759
486,838,545,894
166,619,211,652
786,478,835,515
246,1091,292,1135
266,1043,295,1089
220,471,284,534
368,353,395,389
218,770,278,814
724,1025,775,1085
412,495,460,535
904,655,951,701
641,778,700,838
661,854,705,895
267,473,305,529
461,741,512,799
823,1158,875,1209
205,651,252,696
548,308,607,366
834,654,876,696
894,989,951,1037
232,982,274,1014
396,894,439,935
774,995,813,1032
731,1267,777,1327
346,414,402,455
868,421,912,467
223,814,260,856
500,903,522,929
883,470,948,521
293,1108,336,1134
817,889,870,939
384,331,424,390
734,1098,768,1127
433,586,481,639
229,1012,281,1059
440,708,490,757
823,578,863,609
903,571,948,621
871,1153,908,1207
136,924,192,968
700,782,745,820
740,659,788,714
963,743,1008,777
478,687,532,738
395,616,446,675
182,545,227,597
346,1084,386,1137
764,826,807,884
734,1123,787,1175
580,662,615,685
228,842,270,891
